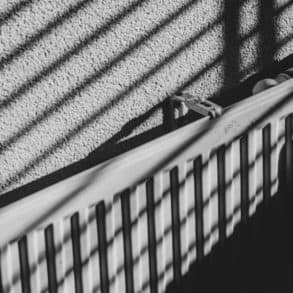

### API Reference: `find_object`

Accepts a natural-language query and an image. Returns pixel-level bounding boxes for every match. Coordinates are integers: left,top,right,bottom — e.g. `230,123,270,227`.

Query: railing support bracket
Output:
172,92,223,119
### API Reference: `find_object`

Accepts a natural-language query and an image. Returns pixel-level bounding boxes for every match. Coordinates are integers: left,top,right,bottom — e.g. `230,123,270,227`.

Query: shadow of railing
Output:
2,28,293,197
1,0,293,291
0,0,97,69
0,19,225,191
0,0,293,198
0,0,200,110
0,0,33,27
1,52,293,207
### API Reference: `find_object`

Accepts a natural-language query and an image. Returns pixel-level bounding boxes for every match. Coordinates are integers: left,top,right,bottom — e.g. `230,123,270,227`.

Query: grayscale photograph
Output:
0,0,293,292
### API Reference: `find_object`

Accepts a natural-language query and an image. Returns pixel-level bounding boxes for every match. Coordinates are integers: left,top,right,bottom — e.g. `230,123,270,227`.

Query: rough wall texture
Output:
0,0,292,194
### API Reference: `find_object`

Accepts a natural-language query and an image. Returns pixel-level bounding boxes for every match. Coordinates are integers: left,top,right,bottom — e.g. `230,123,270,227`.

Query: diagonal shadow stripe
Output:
238,30,293,78
2,0,290,196
1,0,290,158
0,0,215,155
239,1,293,41
0,0,201,112
1,19,289,196
276,0,293,14
176,2,293,95
0,0,146,110
0,2,290,290
0,17,286,193
0,27,223,191
0,0,149,110
0,0,34,27
0,0,104,70
0,0,291,116
277,32,293,50
9,0,288,163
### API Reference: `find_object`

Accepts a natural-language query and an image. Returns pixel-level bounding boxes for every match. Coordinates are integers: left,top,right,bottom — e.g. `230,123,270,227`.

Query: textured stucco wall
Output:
0,0,293,195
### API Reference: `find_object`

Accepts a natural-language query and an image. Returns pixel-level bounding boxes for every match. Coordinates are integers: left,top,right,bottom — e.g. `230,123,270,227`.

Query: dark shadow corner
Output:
166,107,293,293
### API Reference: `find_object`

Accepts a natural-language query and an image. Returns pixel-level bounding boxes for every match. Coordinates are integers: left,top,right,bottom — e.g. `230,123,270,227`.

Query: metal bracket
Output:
173,92,223,119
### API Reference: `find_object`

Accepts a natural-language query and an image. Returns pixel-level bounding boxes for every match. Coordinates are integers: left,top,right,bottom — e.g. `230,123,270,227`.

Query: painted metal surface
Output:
0,80,293,292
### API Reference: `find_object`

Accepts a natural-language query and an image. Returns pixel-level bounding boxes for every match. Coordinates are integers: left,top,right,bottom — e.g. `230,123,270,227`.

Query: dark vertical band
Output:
194,156,204,261
170,167,181,281
146,178,158,293
121,190,134,293
217,146,226,243
96,202,109,293
71,213,83,293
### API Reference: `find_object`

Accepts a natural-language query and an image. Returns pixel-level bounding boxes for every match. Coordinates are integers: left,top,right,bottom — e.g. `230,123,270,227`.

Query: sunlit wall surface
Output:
0,0,292,194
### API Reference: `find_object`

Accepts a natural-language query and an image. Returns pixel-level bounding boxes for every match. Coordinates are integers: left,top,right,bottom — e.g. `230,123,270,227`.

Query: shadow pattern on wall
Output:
0,0,292,203
1,1,293,292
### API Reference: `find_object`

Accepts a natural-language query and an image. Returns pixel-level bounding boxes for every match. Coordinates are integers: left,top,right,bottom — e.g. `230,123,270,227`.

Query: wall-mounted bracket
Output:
173,92,223,119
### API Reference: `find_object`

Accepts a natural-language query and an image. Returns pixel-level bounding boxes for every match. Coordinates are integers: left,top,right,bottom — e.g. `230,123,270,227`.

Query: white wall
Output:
0,0,293,194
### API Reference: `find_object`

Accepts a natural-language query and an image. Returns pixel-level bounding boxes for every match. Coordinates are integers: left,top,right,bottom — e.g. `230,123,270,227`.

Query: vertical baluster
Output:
54,219,75,292
271,119,285,196
0,243,22,293
27,230,49,293
154,171,173,292
45,225,57,293
240,135,249,224
106,197,126,293
18,237,30,293
71,214,83,293
194,157,204,261
146,178,158,293
202,151,219,255
262,125,271,202
121,190,134,293
96,202,109,293
217,146,226,244
130,184,150,293
255,130,264,207
79,207,100,292
178,161,196,275
285,115,293,186
225,140,241,237
170,168,181,282
248,129,264,216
